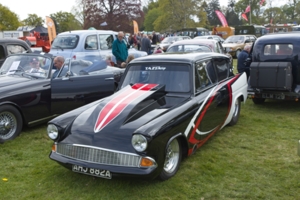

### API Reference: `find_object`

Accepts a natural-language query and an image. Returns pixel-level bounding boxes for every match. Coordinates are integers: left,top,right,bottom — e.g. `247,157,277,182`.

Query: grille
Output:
56,143,141,167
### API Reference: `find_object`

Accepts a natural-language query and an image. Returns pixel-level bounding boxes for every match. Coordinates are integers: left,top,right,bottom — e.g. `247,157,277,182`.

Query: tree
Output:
71,0,87,28
50,12,82,33
144,8,162,31
225,0,241,26
205,0,222,26
84,0,144,33
22,14,44,26
0,4,20,30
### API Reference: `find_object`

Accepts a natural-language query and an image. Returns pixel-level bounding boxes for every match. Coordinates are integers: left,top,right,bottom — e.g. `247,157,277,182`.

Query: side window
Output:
7,45,27,55
99,34,114,50
84,35,98,50
0,45,5,59
195,60,214,92
214,58,229,81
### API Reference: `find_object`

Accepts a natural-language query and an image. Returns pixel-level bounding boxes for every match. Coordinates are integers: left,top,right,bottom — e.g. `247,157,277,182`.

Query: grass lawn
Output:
1,60,300,200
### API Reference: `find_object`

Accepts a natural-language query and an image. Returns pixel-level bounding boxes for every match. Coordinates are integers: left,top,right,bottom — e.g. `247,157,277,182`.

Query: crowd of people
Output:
111,31,164,68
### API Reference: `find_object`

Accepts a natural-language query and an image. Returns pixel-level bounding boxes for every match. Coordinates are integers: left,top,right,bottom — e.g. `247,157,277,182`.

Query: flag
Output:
132,20,139,34
45,16,56,46
241,13,248,21
244,5,251,13
215,10,228,27
100,22,107,26
259,0,265,6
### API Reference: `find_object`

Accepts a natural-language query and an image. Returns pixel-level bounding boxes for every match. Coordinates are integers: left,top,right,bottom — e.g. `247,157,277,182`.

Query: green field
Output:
1,60,300,200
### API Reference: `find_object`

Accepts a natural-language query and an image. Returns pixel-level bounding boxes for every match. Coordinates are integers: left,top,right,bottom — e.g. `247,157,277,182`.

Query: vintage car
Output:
222,35,256,58
166,39,232,66
247,33,300,104
0,38,32,67
194,35,225,43
47,52,248,180
0,52,124,142
49,30,147,64
155,36,191,52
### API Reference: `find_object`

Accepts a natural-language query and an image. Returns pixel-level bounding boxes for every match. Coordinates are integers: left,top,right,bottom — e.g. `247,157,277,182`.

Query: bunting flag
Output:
244,5,251,13
45,16,56,46
132,20,139,34
241,13,248,21
215,10,228,27
260,0,265,5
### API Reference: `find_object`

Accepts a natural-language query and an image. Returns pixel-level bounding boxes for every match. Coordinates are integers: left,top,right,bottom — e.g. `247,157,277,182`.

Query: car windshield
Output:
121,63,191,93
161,37,183,44
224,36,245,44
167,45,212,53
51,35,79,49
0,54,51,78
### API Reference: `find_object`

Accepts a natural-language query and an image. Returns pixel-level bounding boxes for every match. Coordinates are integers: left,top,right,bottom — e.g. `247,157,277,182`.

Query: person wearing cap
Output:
27,57,46,75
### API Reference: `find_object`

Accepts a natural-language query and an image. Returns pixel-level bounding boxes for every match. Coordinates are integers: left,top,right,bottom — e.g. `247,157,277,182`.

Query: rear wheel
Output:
235,49,241,58
0,105,23,142
252,98,265,104
159,138,182,181
229,98,241,126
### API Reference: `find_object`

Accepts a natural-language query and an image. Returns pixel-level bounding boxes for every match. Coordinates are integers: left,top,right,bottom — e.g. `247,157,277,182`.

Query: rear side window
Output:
7,44,27,55
84,35,98,50
0,45,5,59
214,58,229,81
99,34,114,50
52,35,79,49
264,44,293,55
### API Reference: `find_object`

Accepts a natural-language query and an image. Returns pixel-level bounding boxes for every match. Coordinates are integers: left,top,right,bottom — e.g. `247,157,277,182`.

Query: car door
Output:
194,57,230,140
50,63,115,114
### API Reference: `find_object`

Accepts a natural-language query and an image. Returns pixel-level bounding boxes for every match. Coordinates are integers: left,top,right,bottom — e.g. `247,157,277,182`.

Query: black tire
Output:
235,49,241,58
229,98,241,126
159,138,182,181
0,105,23,142
252,98,265,104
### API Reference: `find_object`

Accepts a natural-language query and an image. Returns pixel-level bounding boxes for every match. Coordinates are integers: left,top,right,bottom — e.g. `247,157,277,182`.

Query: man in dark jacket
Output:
112,31,128,67
237,44,251,79
141,35,152,55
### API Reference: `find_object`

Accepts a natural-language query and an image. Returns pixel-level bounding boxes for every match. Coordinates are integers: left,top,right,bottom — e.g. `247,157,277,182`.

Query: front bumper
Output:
49,143,160,179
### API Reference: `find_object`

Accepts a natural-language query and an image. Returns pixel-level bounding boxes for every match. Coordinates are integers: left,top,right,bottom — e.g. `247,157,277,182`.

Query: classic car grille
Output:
56,144,141,167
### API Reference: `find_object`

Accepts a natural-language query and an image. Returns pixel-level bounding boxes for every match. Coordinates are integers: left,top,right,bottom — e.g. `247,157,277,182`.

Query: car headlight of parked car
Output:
47,124,59,140
131,134,148,152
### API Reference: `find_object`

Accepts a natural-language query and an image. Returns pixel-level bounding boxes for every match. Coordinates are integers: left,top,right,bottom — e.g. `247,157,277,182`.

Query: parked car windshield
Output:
167,45,212,53
0,54,51,78
51,35,79,49
121,63,191,93
223,36,245,44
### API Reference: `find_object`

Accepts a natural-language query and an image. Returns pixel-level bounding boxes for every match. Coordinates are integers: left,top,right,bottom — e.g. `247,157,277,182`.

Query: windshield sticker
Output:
6,61,20,74
145,66,166,71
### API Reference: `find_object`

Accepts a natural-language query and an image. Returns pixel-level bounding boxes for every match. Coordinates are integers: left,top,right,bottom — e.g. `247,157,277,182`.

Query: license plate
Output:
72,165,111,179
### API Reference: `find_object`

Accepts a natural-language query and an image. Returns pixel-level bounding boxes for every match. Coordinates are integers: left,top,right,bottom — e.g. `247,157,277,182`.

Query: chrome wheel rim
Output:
0,111,17,140
163,139,180,173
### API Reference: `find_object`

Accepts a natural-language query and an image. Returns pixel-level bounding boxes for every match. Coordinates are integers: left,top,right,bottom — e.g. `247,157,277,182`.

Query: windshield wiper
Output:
54,45,64,51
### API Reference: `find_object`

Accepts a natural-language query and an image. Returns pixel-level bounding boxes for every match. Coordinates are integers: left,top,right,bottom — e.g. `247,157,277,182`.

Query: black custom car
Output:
0,53,124,142
47,52,248,180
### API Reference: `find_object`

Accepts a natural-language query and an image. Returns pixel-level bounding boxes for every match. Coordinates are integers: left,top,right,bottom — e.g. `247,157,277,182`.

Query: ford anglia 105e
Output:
47,52,248,180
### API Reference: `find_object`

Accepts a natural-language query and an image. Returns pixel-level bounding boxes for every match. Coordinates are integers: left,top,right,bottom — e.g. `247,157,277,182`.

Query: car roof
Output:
0,38,30,44
255,32,300,43
169,39,218,46
227,35,256,38
131,52,228,64
57,30,117,36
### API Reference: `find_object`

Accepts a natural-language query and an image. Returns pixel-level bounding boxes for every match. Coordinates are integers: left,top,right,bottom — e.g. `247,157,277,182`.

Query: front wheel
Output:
252,98,265,104
0,105,23,142
229,98,241,126
159,138,182,181
235,49,241,58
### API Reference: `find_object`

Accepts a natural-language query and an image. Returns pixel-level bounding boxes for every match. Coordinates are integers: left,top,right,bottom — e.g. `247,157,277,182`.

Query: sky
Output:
0,0,77,21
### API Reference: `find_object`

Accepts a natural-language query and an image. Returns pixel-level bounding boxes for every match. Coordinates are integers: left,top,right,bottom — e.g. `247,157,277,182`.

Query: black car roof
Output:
131,52,228,64
0,38,28,44
256,32,300,43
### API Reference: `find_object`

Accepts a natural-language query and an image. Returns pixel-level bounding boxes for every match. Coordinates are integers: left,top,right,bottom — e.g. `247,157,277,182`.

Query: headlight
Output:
47,124,59,140
131,134,148,152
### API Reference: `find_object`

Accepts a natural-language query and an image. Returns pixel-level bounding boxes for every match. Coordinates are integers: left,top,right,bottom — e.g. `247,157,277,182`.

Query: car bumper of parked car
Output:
49,151,160,179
